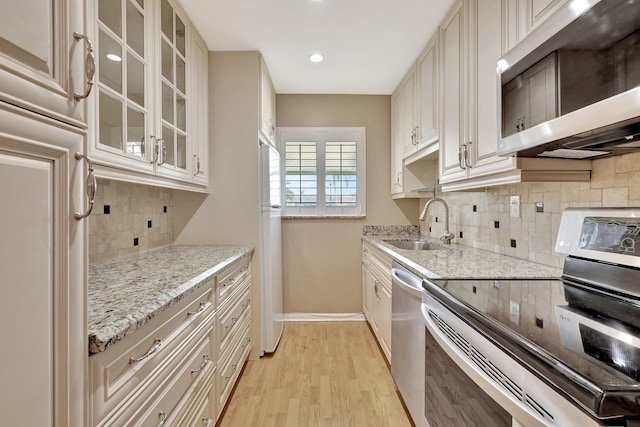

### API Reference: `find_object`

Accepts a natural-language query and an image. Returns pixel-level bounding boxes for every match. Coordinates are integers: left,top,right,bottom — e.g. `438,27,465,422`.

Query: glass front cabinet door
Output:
88,0,208,189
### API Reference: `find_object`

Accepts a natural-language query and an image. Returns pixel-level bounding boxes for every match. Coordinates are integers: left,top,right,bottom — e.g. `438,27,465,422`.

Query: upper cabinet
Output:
437,0,590,191
390,33,439,199
260,57,276,145
502,0,569,51
87,0,209,191
0,0,88,128
415,35,440,158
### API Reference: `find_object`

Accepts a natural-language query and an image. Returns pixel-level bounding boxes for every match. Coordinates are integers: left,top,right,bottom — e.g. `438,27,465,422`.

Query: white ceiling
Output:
180,0,457,95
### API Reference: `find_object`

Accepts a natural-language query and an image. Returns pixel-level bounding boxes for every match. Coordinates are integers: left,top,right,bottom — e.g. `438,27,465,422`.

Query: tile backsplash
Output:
89,179,173,263
421,152,640,269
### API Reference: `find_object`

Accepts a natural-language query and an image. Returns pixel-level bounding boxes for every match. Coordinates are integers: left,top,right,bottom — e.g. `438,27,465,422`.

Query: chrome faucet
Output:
419,197,455,244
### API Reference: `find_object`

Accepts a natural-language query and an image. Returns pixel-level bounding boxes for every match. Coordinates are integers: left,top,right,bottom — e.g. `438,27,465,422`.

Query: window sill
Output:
282,215,366,220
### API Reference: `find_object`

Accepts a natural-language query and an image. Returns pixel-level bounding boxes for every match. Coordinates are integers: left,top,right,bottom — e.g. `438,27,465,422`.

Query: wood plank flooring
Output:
217,322,413,427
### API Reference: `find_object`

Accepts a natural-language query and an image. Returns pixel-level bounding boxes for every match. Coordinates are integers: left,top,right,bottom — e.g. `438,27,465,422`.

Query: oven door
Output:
420,285,571,427
421,299,512,427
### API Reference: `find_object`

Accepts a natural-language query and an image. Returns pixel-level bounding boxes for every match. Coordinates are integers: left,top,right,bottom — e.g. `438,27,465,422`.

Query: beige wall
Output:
172,51,265,360
422,152,640,269
277,94,419,314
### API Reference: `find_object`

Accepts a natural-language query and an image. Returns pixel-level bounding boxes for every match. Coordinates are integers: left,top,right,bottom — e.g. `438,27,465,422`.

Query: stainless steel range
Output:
421,208,640,426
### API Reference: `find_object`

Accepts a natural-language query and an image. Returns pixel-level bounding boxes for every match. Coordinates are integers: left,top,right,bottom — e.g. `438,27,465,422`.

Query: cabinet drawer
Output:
90,283,214,425
218,257,251,306
218,317,251,410
107,331,214,426
219,302,251,362
170,366,215,427
218,284,251,345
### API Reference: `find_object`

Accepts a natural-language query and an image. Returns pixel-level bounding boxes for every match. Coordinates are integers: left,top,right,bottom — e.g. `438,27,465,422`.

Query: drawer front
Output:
105,330,214,427
91,284,214,425
170,367,215,427
218,316,251,410
218,257,251,307
218,299,251,361
218,284,251,345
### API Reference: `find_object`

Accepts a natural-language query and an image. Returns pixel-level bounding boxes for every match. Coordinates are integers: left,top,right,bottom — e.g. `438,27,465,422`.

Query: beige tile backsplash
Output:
89,179,173,263
421,152,640,269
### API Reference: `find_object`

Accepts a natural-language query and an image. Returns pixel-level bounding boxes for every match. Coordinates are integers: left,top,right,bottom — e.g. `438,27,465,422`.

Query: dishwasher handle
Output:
391,267,423,298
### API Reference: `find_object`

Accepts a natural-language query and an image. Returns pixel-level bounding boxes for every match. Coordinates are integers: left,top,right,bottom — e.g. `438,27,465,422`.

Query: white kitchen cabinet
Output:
414,34,440,159
398,67,417,159
502,0,569,51
0,0,88,128
362,242,392,363
260,57,277,146
87,0,209,191
438,0,590,191
0,101,86,427
215,257,252,416
89,281,217,426
191,32,209,187
390,84,439,199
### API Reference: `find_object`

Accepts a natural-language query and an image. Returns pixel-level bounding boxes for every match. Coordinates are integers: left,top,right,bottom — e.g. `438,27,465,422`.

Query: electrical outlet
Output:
510,195,520,218
510,300,520,324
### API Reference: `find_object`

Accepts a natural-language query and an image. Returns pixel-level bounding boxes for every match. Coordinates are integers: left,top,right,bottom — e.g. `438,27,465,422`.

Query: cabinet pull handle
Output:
465,142,472,169
72,32,95,101
156,411,167,427
193,154,202,176
74,153,96,220
129,338,162,364
241,266,250,273
516,118,521,132
187,301,207,316
190,354,210,374
225,364,238,380
521,117,526,130
150,136,164,164
202,418,214,427
458,144,466,169
241,298,251,309
242,337,251,349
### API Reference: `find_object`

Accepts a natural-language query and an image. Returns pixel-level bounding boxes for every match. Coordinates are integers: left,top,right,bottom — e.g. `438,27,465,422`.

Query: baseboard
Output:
283,312,366,322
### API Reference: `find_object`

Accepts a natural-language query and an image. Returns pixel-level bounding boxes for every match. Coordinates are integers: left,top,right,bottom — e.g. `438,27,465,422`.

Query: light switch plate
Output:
510,195,520,218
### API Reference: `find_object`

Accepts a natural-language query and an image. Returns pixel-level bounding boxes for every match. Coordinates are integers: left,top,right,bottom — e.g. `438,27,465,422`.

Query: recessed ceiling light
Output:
309,53,324,63
106,53,122,62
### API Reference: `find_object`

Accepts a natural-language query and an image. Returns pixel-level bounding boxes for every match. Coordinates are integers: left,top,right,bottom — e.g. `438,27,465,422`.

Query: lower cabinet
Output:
89,255,253,427
216,258,252,416
362,242,392,363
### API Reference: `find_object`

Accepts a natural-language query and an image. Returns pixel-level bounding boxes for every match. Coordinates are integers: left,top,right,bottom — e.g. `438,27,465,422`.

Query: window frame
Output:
277,127,366,218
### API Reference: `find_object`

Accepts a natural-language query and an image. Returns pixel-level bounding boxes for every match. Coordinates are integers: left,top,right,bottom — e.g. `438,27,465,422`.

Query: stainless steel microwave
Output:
497,0,640,159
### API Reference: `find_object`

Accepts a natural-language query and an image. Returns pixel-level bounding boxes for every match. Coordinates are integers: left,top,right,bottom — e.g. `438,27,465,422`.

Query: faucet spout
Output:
419,197,455,244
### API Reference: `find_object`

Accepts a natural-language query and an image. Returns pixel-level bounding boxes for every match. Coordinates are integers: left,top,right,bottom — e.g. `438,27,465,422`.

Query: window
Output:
278,127,366,217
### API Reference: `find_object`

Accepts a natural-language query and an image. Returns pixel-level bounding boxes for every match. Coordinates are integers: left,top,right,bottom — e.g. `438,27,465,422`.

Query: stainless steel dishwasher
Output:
391,261,428,427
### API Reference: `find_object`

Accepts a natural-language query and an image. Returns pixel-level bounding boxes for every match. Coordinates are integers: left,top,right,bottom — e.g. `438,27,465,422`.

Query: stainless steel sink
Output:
383,240,445,251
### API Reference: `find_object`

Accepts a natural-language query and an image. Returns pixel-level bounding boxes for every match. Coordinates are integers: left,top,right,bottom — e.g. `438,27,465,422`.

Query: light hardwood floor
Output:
217,322,413,427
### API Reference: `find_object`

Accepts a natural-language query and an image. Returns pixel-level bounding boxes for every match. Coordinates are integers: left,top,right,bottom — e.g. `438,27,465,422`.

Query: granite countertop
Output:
88,245,254,354
362,234,562,280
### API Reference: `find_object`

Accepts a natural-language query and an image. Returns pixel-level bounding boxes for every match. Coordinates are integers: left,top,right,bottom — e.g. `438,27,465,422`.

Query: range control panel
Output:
580,217,640,255
556,208,640,268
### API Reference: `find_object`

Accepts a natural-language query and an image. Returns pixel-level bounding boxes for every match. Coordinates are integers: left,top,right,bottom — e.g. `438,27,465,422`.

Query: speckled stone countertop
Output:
88,245,254,354
362,235,562,279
